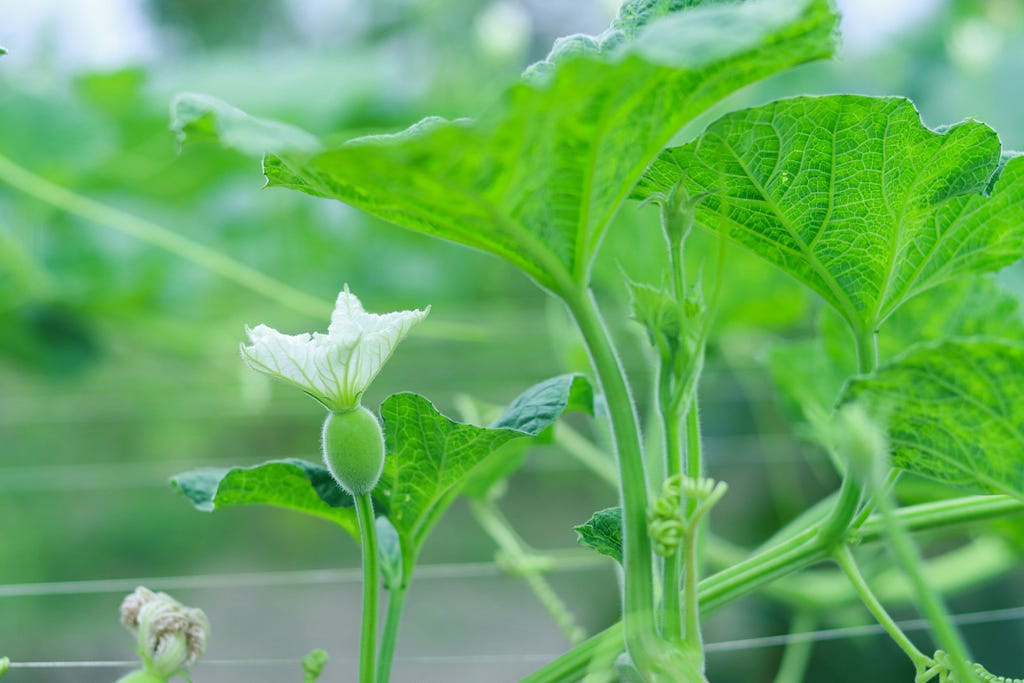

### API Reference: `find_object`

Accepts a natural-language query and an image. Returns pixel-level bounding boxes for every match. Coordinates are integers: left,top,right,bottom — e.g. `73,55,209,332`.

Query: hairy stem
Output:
354,493,380,683
659,362,684,643
563,289,659,671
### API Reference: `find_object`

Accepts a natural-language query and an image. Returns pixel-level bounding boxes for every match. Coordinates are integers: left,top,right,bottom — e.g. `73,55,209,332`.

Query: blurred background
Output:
1,1,1023,681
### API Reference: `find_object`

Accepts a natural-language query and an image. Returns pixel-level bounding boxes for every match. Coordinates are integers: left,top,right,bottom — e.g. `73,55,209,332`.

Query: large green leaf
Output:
171,458,358,537
844,339,1024,500
241,0,836,293
378,374,592,543
636,96,1024,333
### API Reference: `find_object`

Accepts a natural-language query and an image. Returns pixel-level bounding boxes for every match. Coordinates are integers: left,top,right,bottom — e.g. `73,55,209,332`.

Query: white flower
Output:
241,287,429,411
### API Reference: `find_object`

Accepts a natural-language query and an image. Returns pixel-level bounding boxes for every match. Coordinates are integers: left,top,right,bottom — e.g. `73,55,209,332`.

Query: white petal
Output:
241,289,429,410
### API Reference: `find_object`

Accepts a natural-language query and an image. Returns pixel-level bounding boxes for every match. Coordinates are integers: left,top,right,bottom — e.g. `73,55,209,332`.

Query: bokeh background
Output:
2,1,1023,681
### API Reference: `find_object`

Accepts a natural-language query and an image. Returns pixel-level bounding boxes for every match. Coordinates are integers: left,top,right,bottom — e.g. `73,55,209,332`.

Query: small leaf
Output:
375,516,403,590
170,458,357,538
302,649,329,683
844,339,1024,500
636,96,1024,333
492,374,593,435
575,507,624,564
0,656,9,677
627,279,680,352
380,375,592,543
170,93,320,156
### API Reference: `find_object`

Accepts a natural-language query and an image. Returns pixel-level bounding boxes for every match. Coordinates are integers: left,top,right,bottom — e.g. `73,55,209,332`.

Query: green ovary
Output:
322,406,385,495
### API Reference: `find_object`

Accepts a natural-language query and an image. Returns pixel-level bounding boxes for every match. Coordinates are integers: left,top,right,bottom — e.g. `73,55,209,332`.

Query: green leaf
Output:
245,0,836,292
636,96,1024,332
170,93,321,156
0,656,9,677
575,507,624,564
843,339,1024,500
380,375,592,543
769,276,1024,423
302,649,329,683
170,458,357,538
492,373,593,434
375,515,403,590
627,279,681,352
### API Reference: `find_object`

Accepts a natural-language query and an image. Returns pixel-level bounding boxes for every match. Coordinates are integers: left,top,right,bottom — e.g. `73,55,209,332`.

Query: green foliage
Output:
171,93,321,156
170,458,358,538
375,515,403,591
769,275,1024,424
575,507,624,564
175,0,836,294
844,339,1024,500
636,96,1024,334
0,656,8,677
302,649,329,683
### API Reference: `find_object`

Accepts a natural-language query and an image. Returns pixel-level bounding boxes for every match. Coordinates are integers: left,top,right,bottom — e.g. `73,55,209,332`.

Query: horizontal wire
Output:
0,434,816,493
8,606,1024,669
0,556,607,598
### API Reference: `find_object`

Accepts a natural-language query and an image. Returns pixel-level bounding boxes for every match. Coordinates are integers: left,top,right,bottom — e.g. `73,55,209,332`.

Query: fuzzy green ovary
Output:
322,406,385,495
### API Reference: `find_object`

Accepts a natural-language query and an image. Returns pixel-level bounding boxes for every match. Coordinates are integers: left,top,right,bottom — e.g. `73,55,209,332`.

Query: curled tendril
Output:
917,651,1023,683
647,475,728,557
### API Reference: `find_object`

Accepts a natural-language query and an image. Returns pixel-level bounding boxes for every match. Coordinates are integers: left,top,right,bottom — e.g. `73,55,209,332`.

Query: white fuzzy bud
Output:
120,587,209,678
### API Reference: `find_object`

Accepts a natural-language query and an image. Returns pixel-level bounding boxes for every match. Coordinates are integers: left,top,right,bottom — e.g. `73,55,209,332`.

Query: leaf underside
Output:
171,457,358,538
636,96,1024,333
175,0,836,292
844,339,1024,500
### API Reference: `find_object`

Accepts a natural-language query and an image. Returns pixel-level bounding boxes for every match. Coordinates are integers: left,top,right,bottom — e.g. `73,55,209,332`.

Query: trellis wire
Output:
0,556,607,599
7,605,1024,669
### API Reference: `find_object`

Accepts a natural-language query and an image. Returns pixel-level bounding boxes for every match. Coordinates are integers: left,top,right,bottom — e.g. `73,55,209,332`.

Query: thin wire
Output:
0,434,817,493
0,556,607,598
7,605,1024,669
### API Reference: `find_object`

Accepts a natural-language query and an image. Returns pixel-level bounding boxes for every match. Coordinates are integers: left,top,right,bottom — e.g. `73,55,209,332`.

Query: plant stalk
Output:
562,288,662,675
376,586,405,683
354,493,380,683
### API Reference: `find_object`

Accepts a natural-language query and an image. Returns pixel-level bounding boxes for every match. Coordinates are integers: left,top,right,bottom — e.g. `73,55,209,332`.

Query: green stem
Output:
563,289,660,670
354,493,380,683
874,482,979,682
376,586,405,683
834,546,931,670
518,494,1023,682
553,423,619,488
659,362,684,643
771,611,816,683
681,518,702,663
0,152,330,318
470,500,585,643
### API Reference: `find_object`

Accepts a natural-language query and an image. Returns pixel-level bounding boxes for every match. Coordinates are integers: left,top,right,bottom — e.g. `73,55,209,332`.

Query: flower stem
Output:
354,493,380,683
376,585,405,683
658,362,684,643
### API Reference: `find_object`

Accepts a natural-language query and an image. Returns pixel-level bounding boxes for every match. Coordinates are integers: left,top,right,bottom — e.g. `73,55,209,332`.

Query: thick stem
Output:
354,493,380,683
518,494,1023,683
563,289,660,671
834,546,931,670
376,586,406,683
681,520,702,663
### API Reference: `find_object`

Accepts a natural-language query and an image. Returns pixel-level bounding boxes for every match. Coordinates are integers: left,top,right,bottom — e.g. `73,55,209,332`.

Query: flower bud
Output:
322,405,385,495
119,587,209,681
